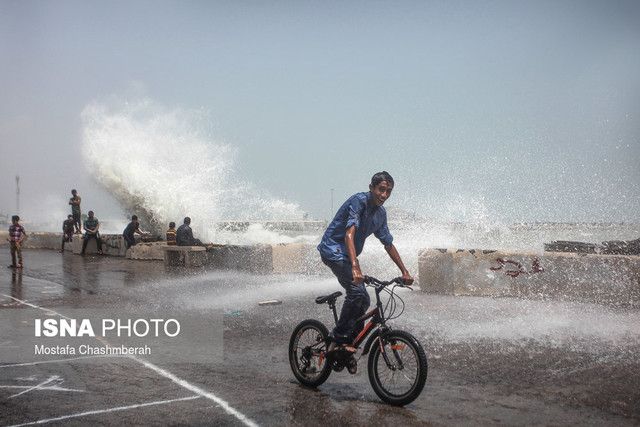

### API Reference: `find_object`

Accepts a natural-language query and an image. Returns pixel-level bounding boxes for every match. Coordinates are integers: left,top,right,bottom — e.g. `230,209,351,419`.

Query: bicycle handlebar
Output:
363,275,411,288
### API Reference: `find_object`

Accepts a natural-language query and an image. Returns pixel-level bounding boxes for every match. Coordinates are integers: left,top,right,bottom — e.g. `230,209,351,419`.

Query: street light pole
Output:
16,175,20,215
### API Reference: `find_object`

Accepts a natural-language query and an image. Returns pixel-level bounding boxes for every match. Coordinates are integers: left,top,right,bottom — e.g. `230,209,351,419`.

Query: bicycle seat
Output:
315,291,342,305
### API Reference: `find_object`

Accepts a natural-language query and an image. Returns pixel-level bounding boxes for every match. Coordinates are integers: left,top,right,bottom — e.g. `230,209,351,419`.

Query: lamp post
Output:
16,175,20,215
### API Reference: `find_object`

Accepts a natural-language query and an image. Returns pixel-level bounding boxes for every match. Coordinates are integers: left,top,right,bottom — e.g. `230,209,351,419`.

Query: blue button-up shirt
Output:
318,192,393,262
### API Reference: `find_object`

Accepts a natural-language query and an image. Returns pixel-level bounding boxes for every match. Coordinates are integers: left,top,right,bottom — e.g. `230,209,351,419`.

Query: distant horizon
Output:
5,215,639,230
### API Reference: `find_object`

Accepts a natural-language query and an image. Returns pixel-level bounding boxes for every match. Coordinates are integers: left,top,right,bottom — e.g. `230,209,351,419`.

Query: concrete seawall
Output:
125,242,324,274
0,232,323,274
0,231,127,256
419,248,640,306
4,232,639,305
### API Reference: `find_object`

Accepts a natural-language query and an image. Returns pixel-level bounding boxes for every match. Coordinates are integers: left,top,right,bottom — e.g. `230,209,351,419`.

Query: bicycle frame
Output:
351,284,389,351
326,276,403,360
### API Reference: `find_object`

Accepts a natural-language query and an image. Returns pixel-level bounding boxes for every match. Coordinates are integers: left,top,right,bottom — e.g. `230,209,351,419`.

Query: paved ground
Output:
1,249,639,426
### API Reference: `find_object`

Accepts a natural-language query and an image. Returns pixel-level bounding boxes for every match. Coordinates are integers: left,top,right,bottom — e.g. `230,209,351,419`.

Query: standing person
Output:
176,217,213,249
122,215,147,249
60,214,75,253
317,171,413,374
81,210,103,256
7,215,27,268
166,222,177,245
69,189,82,233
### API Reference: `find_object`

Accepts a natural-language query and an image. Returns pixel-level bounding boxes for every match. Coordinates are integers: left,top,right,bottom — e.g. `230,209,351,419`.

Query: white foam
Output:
80,98,303,241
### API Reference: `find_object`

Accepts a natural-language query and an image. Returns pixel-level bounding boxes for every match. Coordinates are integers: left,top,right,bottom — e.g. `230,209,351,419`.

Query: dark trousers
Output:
124,235,136,249
61,232,73,251
321,257,370,345
81,233,102,254
72,212,81,232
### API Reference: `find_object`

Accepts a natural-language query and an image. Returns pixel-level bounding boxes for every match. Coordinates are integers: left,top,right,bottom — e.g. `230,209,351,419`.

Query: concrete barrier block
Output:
271,243,322,274
73,235,84,254
103,235,126,257
128,242,165,260
418,249,454,294
70,234,123,256
163,246,206,267
73,235,99,254
22,232,62,250
271,242,305,274
419,248,640,306
207,244,272,273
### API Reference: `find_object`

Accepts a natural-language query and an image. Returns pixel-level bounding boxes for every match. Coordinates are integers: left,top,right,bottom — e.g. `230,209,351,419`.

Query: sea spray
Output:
79,99,638,253
80,99,303,240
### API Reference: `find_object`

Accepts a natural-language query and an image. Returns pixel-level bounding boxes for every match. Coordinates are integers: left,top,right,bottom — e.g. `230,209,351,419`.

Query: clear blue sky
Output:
1,0,639,224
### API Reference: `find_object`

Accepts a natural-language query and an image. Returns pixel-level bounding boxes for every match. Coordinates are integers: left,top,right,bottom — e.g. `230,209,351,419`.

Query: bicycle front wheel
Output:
289,319,332,387
367,330,428,406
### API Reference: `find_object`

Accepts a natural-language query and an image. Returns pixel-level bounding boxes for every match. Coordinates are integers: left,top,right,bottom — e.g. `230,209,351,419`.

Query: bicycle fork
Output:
377,336,406,371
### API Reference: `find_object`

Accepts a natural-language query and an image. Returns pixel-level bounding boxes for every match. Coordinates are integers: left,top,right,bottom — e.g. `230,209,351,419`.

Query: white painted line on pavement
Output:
0,354,128,369
9,375,62,399
0,384,86,393
6,395,201,427
131,355,259,427
1,294,260,427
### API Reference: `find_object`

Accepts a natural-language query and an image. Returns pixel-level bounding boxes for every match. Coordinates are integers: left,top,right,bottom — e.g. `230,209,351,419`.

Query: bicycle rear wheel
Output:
367,330,428,406
289,319,332,387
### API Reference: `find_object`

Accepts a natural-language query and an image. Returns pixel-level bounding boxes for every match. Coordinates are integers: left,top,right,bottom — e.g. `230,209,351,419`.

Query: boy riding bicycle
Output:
317,171,413,373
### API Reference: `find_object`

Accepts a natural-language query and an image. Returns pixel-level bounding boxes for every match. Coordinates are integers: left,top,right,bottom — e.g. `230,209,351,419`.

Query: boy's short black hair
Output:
371,171,394,187
12,215,19,221
132,215,138,220
169,222,175,228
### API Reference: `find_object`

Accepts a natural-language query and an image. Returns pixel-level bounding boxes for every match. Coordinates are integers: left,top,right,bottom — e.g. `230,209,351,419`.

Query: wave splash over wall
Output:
80,99,303,241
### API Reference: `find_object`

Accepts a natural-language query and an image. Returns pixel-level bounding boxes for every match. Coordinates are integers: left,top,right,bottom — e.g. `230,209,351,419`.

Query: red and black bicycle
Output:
288,275,428,406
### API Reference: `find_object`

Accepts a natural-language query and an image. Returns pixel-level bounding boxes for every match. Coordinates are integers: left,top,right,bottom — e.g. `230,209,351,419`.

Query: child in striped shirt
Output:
8,215,27,268
166,222,177,245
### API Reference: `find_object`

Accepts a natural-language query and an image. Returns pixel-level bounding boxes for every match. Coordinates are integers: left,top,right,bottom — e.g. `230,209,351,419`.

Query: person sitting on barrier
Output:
122,215,149,249
317,171,414,374
81,210,103,256
60,214,75,253
176,217,213,249
166,222,177,245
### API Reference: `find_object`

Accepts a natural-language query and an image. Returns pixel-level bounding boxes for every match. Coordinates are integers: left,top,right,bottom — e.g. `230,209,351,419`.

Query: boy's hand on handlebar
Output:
401,272,414,286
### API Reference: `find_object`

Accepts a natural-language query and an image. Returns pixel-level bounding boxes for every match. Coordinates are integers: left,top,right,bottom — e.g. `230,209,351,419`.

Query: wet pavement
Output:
1,249,639,426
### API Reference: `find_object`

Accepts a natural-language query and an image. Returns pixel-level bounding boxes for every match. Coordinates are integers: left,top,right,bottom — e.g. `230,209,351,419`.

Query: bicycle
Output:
288,275,428,406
